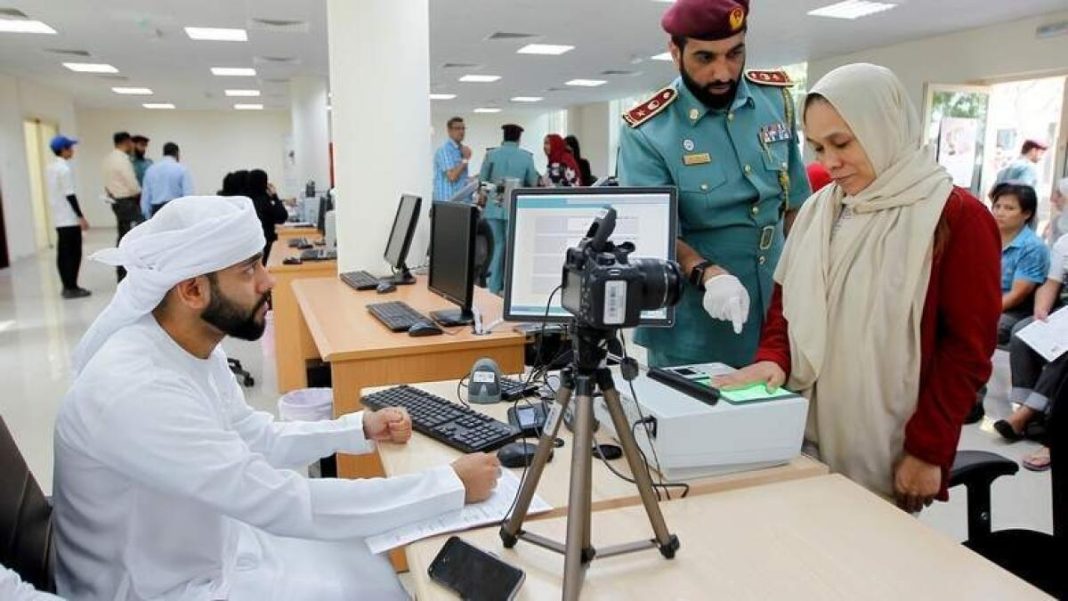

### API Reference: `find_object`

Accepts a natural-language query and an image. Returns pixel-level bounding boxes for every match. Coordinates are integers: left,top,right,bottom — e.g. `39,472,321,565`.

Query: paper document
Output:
365,469,552,554
1014,308,1068,362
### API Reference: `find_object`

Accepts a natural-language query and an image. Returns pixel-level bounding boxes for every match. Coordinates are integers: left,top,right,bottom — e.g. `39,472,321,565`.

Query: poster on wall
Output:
281,134,298,199
936,117,979,187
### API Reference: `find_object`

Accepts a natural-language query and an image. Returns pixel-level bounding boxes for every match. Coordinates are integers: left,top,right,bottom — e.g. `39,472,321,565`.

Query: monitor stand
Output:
386,264,416,286
431,307,474,327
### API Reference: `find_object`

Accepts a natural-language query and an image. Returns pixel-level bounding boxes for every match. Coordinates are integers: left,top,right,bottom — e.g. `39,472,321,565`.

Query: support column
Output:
327,0,432,272
289,76,331,195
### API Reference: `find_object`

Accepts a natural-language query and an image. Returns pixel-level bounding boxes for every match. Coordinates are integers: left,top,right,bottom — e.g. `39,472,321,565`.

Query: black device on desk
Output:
366,300,433,332
507,400,549,436
428,536,525,601
287,237,310,249
498,377,539,402
300,248,337,261
647,365,720,406
428,201,478,326
361,385,520,453
340,270,380,291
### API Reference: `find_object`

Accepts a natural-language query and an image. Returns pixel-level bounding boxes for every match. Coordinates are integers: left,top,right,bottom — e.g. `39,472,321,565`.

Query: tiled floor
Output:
0,228,1052,544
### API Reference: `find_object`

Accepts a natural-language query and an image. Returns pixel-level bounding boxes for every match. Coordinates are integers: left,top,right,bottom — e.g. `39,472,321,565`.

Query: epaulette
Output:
622,87,677,128
744,69,793,87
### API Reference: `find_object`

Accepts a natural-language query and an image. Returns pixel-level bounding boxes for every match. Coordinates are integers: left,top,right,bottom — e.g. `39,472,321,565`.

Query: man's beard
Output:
202,279,270,341
680,64,739,111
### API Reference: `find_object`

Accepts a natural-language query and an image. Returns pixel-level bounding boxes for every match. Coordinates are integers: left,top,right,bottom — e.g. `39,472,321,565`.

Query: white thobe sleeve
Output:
0,566,63,601
93,377,466,541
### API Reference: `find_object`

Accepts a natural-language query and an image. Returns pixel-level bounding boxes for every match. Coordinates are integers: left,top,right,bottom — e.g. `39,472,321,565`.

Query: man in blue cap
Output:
617,0,810,367
46,135,91,299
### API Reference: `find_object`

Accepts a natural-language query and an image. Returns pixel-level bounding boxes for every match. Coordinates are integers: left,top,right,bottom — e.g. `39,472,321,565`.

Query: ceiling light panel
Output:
459,74,501,83
112,87,153,95
63,62,118,73
430,93,457,100
0,18,57,34
211,67,257,76
143,103,175,109
565,79,607,87
225,89,261,97
807,1,897,19
516,44,574,56
185,27,248,41
510,96,543,103
234,103,264,110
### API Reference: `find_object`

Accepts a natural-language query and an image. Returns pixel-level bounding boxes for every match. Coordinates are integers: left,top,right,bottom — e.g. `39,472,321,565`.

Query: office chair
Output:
228,358,255,387
948,374,1064,598
474,217,494,289
0,416,55,593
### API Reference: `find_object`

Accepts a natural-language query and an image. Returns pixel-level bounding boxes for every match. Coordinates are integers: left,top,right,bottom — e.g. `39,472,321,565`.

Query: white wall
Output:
0,74,80,260
568,102,614,181
430,110,553,178
74,108,290,226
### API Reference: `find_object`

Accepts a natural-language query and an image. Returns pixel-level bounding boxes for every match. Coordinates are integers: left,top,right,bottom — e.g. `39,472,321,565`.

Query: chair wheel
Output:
243,376,255,387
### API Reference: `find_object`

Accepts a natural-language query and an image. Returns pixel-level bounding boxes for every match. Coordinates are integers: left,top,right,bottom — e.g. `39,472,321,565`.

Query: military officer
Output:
617,0,811,368
478,123,541,294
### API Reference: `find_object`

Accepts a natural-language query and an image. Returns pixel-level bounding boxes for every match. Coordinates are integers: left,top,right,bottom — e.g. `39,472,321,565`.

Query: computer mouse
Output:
497,442,550,468
376,281,397,294
408,321,443,337
592,444,623,461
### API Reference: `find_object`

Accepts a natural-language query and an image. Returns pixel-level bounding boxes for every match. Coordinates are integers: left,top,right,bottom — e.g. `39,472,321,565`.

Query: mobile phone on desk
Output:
428,536,525,601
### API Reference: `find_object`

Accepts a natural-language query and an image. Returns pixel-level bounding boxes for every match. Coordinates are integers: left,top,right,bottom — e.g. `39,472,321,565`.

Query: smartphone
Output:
428,536,525,601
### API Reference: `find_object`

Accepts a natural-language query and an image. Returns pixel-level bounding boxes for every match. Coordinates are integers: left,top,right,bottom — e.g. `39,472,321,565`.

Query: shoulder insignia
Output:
745,69,793,87
622,87,677,128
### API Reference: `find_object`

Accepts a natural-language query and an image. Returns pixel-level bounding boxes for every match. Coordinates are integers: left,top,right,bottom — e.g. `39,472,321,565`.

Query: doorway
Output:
22,119,59,251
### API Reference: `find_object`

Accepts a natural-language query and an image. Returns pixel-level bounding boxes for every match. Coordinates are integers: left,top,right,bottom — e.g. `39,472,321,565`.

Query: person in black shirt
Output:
565,135,594,186
247,169,289,264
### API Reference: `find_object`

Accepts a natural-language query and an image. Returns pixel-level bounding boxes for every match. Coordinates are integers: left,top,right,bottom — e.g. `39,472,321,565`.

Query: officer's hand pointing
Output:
702,274,750,334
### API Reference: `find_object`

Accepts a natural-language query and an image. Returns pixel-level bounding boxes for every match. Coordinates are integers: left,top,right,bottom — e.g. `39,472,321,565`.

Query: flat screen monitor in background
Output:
382,194,421,285
428,201,478,326
316,193,335,234
502,186,677,325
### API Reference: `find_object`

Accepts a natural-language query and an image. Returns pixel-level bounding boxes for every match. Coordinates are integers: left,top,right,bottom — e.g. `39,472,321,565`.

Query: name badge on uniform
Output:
760,123,791,144
683,153,711,166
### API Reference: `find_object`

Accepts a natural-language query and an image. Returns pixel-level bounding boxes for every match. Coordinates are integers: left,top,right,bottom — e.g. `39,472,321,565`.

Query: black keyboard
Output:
340,270,380,291
499,377,539,401
362,385,521,453
367,301,432,332
287,237,310,248
300,248,337,261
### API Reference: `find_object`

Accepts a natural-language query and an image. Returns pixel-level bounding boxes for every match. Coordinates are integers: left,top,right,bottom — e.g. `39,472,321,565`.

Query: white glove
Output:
702,274,751,334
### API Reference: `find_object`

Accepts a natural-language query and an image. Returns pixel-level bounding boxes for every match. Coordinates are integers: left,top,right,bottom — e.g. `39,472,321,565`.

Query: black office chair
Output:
948,374,1064,598
0,416,56,593
228,358,255,387
474,216,495,289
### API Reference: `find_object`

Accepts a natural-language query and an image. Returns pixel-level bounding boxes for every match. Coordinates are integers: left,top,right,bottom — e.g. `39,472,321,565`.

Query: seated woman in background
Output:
716,63,1001,513
542,134,582,187
564,135,594,186
219,169,252,197
992,231,1068,471
993,182,1048,345
247,169,290,264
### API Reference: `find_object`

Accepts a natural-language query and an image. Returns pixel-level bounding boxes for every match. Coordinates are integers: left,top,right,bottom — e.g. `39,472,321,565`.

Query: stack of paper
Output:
1014,308,1068,362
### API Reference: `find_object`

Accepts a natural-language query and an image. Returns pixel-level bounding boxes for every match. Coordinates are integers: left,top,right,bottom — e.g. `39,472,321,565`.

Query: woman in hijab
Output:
716,64,1001,512
543,134,582,187
247,169,290,264
565,135,594,186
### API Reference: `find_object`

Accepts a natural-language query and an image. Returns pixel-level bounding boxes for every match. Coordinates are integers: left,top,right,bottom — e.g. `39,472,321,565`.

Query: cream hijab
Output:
775,64,954,497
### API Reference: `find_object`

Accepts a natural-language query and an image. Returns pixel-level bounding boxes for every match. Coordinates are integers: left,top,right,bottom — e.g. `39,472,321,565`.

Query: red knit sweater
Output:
754,187,1001,500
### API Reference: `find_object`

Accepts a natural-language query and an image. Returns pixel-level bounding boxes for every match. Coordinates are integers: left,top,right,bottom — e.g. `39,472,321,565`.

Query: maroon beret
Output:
661,0,749,40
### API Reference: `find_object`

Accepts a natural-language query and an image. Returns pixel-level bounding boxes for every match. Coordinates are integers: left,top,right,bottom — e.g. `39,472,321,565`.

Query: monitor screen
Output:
384,194,421,270
428,201,478,314
503,187,677,325
316,194,334,234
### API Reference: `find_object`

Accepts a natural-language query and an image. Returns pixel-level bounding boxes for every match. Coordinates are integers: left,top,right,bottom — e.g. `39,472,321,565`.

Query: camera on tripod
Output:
560,208,683,329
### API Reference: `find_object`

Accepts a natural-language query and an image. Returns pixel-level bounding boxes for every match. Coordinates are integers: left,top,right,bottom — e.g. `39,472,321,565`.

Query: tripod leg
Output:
500,375,575,545
602,386,679,558
562,381,596,601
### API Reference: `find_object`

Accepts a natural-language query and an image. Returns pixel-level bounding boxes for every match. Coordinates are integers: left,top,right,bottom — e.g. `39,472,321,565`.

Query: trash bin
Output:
277,388,336,477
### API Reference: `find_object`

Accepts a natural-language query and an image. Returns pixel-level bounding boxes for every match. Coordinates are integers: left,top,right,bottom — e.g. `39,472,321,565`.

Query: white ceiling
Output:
0,0,1065,113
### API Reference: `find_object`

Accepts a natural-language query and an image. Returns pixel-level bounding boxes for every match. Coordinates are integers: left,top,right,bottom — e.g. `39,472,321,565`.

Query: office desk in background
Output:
275,223,317,242
292,276,525,480
373,379,828,520
405,474,1051,600
266,240,336,393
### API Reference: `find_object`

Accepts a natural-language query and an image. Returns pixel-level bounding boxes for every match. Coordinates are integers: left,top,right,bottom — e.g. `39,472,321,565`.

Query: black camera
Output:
560,208,683,329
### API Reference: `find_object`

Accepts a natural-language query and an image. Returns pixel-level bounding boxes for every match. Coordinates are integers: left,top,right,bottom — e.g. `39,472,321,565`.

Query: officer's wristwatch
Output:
689,260,713,291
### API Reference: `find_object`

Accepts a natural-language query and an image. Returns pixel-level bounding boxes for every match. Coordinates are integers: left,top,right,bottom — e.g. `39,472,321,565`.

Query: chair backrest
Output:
474,217,495,287
0,416,55,592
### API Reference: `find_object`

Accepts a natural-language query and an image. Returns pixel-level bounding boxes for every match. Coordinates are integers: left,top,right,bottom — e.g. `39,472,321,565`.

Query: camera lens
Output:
631,258,683,311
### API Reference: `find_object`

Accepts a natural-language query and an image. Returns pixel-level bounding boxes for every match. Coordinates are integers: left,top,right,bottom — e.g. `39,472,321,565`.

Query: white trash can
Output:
277,388,334,477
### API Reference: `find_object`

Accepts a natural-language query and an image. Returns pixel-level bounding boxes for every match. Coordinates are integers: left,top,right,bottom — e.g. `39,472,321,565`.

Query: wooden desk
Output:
266,241,336,393
292,277,525,479
406,474,1050,600
375,379,827,520
275,223,317,242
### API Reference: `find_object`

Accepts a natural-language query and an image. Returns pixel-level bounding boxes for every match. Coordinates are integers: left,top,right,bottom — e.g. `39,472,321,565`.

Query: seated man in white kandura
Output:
53,195,501,601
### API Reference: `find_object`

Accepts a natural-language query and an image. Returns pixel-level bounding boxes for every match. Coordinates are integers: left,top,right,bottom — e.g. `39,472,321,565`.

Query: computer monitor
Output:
428,201,479,326
382,194,421,285
502,186,677,325
316,194,335,234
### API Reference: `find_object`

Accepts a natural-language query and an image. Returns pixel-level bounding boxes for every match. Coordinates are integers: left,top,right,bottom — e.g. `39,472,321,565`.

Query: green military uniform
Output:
618,70,811,368
478,141,540,294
